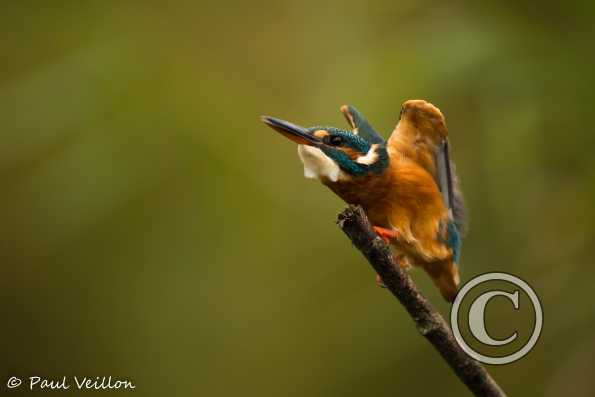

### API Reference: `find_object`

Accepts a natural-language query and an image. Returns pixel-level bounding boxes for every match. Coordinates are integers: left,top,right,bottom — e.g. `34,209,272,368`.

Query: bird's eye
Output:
328,135,343,146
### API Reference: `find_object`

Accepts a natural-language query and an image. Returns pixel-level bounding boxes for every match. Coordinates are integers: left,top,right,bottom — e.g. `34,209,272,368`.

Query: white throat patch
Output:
297,145,343,182
356,144,379,165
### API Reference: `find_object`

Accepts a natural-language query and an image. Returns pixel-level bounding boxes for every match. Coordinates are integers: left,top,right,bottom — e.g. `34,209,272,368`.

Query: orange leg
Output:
373,226,399,244
375,274,387,288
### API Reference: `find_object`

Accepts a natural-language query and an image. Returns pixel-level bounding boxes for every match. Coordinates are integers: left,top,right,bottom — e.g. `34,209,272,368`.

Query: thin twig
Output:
337,205,506,397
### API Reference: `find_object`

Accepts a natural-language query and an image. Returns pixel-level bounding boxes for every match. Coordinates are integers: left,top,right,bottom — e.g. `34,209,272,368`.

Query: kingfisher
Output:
261,100,466,302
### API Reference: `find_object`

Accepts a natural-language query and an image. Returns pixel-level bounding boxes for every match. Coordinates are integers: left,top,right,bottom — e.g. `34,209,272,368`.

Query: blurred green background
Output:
1,1,594,396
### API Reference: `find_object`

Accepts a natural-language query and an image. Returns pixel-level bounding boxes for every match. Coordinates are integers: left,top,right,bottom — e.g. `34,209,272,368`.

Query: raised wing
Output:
340,105,385,144
388,100,467,236
435,139,467,237
436,139,454,213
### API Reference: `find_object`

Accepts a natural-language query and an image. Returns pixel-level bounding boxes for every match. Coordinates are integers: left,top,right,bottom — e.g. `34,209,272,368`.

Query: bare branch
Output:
337,205,506,397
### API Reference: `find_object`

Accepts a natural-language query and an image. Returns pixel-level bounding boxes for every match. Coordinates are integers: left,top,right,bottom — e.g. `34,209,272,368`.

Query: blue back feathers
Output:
446,219,461,265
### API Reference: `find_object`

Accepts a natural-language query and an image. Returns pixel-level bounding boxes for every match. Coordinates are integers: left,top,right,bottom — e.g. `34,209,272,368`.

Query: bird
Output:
261,100,466,302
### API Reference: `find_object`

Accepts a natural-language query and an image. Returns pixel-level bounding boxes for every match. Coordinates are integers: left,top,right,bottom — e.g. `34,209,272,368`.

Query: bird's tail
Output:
423,260,460,303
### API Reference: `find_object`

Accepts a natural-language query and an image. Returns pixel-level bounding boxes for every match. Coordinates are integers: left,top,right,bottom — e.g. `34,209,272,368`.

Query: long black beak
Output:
261,116,321,146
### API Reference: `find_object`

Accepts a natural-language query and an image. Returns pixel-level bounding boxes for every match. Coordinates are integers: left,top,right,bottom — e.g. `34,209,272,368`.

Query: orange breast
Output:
324,157,449,262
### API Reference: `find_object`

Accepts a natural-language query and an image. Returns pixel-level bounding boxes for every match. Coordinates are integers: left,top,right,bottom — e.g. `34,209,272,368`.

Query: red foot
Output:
375,274,387,288
373,226,399,244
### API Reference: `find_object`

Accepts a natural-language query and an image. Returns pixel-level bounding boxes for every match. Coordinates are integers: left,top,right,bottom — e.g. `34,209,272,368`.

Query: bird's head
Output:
261,105,388,182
